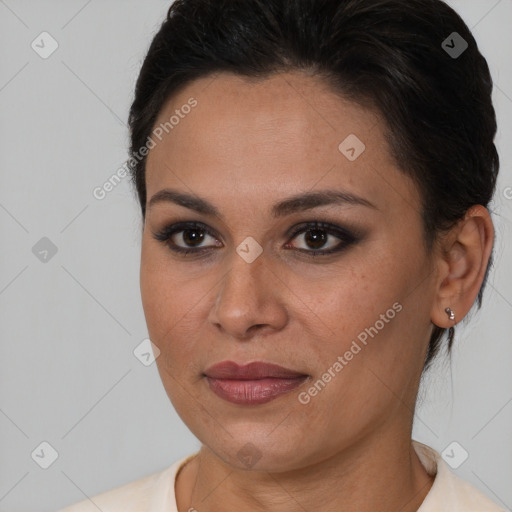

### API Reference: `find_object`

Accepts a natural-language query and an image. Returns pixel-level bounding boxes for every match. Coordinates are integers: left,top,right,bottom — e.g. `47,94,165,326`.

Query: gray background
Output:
0,1,510,511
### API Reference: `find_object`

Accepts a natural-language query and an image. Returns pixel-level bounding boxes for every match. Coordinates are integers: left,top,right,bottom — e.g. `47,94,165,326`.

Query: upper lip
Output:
204,361,307,380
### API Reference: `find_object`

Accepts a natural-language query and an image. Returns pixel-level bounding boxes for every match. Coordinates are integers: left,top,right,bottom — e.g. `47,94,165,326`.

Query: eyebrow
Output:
147,188,377,219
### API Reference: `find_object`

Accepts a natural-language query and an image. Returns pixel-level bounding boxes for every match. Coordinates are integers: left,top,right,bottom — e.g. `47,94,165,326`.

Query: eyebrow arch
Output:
147,188,377,219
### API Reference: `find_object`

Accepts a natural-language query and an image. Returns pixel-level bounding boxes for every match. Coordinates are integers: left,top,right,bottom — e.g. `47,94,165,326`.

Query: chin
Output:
197,426,320,472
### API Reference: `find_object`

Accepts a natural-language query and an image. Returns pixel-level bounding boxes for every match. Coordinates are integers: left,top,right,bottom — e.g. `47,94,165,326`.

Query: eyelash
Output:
152,221,359,258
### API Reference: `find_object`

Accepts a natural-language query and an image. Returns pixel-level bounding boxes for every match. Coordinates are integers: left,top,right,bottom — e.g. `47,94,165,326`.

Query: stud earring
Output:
445,307,455,321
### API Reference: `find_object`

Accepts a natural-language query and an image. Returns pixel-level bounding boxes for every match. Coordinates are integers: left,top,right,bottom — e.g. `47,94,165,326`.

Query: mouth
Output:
203,361,309,405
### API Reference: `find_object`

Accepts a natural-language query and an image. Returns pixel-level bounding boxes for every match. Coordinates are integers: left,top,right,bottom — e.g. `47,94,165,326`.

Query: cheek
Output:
141,272,200,345
296,262,397,349
140,243,215,376
140,253,212,430
304,255,429,410
296,249,423,386
140,243,186,348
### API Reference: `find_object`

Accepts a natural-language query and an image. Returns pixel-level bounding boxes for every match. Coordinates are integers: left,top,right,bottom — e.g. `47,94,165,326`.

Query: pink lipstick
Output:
204,361,308,405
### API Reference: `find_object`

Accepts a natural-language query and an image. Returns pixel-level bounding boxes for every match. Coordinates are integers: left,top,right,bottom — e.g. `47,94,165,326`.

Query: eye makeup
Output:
152,219,363,259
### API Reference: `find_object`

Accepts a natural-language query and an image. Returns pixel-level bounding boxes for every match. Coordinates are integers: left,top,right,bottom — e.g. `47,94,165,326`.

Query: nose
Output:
207,249,288,340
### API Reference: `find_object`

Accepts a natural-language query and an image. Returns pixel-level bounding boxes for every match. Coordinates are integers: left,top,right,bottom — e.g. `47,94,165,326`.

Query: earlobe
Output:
430,205,494,328
431,303,457,328
444,307,455,321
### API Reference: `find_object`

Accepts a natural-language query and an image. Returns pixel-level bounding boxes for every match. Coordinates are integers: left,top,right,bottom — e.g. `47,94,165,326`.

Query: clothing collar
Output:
149,441,504,512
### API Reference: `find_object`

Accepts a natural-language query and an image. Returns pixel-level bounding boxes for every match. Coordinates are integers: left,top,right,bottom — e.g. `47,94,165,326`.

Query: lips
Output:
203,361,309,405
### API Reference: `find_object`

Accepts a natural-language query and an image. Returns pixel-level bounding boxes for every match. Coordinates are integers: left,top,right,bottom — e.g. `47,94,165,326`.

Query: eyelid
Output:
152,221,220,245
153,219,361,256
285,221,358,241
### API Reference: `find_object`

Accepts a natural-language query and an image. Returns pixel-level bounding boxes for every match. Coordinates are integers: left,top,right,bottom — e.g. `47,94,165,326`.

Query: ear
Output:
430,205,494,328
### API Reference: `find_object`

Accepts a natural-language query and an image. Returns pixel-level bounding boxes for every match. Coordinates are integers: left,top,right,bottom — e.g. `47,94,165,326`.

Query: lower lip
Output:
205,376,308,405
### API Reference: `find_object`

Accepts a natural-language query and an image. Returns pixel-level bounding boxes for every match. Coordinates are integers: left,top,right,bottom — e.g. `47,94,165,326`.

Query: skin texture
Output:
140,71,494,512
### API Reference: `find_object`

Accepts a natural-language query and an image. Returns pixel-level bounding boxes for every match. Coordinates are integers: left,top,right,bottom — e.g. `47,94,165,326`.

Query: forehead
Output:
145,71,419,216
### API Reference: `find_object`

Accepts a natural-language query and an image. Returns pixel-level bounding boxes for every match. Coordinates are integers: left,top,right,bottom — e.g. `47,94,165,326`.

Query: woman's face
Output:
141,71,439,471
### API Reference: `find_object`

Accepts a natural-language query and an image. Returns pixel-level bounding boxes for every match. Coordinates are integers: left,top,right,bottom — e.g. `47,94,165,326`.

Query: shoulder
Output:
57,453,197,512
413,440,505,512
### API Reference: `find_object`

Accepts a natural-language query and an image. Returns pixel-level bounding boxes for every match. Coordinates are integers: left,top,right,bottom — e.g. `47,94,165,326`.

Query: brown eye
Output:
303,228,329,250
290,228,339,252
153,221,222,254
153,220,359,258
285,221,359,255
180,228,206,247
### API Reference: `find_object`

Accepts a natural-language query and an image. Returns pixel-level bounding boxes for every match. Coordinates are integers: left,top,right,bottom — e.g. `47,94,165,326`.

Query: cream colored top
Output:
58,440,505,512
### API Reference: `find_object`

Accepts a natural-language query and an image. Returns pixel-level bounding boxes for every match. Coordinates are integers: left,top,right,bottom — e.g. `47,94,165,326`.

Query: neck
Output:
176,426,435,512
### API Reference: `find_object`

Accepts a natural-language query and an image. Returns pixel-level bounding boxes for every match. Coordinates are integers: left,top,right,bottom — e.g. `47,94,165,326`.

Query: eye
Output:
284,221,358,255
152,221,221,255
153,220,359,257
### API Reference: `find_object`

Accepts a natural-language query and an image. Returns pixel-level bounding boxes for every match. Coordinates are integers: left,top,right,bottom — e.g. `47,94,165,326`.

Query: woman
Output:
59,0,505,510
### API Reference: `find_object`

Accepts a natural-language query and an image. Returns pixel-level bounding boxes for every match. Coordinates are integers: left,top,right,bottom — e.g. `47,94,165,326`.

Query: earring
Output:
445,307,455,321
